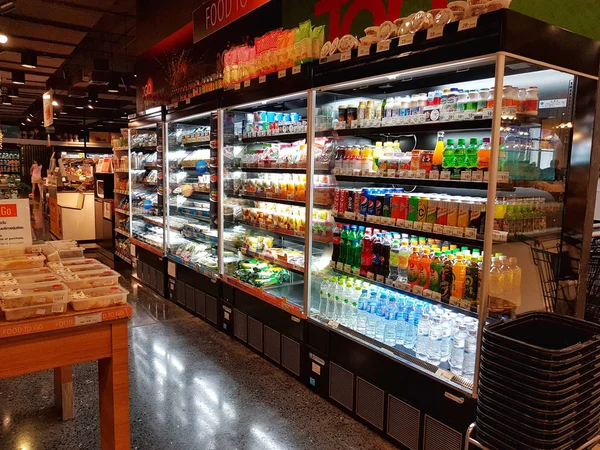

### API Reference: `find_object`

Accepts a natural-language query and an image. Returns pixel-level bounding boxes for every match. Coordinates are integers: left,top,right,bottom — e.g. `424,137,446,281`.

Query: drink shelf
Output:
143,164,158,170
315,119,492,138
231,221,332,245
115,251,131,264
236,132,307,144
228,193,331,209
115,208,130,216
130,237,164,257
238,247,304,274
114,228,130,238
182,140,210,147
334,175,490,190
229,167,308,174
334,216,483,248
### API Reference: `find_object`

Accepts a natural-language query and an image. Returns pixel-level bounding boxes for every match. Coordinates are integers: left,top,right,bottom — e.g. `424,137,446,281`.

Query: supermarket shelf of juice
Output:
236,132,307,144
223,275,305,318
234,221,332,245
115,208,130,216
115,228,130,237
238,246,305,275
334,216,483,248
334,174,489,190
228,193,332,209
314,119,493,139
130,237,165,257
167,254,219,280
329,267,479,319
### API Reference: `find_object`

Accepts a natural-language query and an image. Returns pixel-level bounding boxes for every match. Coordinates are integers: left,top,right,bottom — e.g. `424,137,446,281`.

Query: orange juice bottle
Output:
287,181,295,199
432,131,445,171
297,179,306,201
452,253,467,299
407,247,421,287
418,248,431,289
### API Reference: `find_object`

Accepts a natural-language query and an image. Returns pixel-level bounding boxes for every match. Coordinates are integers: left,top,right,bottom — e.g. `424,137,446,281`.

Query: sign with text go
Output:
0,199,32,247
193,0,271,43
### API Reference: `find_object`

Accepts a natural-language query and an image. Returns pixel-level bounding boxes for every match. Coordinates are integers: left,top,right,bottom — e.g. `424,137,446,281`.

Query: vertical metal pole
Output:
473,52,505,398
217,109,225,277
304,89,316,318
162,119,169,257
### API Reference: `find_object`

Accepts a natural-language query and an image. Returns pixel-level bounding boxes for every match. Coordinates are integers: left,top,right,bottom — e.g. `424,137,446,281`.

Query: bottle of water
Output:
395,297,406,345
440,314,452,362
325,277,337,319
415,313,430,360
450,324,468,375
333,279,345,321
374,302,386,342
340,282,353,326
462,328,478,379
427,316,443,366
318,277,330,317
383,306,398,346
365,302,377,338
403,301,417,349
356,289,369,333
347,285,361,330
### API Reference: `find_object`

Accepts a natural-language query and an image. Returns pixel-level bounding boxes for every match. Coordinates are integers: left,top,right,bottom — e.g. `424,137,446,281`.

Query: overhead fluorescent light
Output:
26,117,31,122
6,86,18,98
11,70,25,85
0,2,15,14
107,80,119,93
0,34,8,44
52,100,58,106
21,51,37,69
1,95,11,105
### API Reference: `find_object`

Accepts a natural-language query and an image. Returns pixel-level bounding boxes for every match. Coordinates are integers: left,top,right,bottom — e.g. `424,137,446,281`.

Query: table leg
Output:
53,365,74,420
98,321,130,450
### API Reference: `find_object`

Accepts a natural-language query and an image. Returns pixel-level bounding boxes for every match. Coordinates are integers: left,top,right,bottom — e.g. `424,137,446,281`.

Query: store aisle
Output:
0,274,397,450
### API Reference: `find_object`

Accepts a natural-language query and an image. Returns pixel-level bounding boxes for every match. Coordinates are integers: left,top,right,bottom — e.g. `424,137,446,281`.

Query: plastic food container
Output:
0,245,43,256
0,282,70,308
0,254,46,270
55,246,85,260
1,298,69,322
51,263,109,275
0,267,52,279
48,240,78,248
12,273,61,285
47,258,102,270
59,269,120,290
69,285,129,311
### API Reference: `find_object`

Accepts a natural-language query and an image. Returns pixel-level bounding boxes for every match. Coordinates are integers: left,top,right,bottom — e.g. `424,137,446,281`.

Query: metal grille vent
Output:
387,395,420,450
156,271,164,294
175,281,185,306
356,377,385,431
233,309,247,342
423,415,462,450
247,317,263,353
205,295,218,325
329,362,354,411
185,285,195,310
149,267,157,290
135,259,142,279
281,335,301,376
194,289,206,317
139,261,146,282
263,326,281,364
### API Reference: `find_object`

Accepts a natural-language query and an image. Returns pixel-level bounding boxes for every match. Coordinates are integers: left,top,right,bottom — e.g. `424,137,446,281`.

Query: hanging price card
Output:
427,26,444,40
472,171,483,182
292,65,301,75
340,51,352,62
461,171,472,181
440,170,451,180
278,69,286,79
357,45,370,57
244,80,251,88
399,34,414,46
376,275,385,283
259,75,266,83
464,228,477,239
376,39,391,53
458,16,478,31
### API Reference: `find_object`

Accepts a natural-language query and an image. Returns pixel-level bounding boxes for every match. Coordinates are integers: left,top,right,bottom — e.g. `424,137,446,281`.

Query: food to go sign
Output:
193,0,271,43
0,199,32,247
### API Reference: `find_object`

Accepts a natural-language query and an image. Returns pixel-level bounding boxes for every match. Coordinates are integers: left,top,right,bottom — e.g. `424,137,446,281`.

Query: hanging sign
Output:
43,89,53,128
193,0,271,43
0,200,32,247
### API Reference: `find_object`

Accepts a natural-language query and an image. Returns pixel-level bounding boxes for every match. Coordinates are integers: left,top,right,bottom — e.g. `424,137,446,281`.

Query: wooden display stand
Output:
0,304,132,450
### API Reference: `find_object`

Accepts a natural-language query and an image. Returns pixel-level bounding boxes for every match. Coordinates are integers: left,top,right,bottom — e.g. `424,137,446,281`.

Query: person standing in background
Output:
29,159,43,200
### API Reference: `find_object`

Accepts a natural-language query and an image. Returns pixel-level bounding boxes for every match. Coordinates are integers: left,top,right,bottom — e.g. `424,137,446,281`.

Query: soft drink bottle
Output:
332,224,342,263
466,137,478,169
339,225,350,265
360,232,373,277
453,138,466,178
407,247,420,287
398,239,410,283
429,251,443,293
432,131,444,171
477,137,491,171
371,233,383,276
418,248,432,289
441,253,454,302
464,255,479,302
442,138,455,171
452,253,467,299
389,239,400,280
346,225,358,267
380,233,392,278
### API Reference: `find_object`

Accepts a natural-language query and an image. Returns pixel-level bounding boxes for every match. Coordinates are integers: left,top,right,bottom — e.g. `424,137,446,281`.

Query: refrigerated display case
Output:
113,130,131,264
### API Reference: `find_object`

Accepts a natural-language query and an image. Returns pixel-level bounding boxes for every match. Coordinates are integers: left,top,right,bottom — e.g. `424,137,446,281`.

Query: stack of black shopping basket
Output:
477,312,600,450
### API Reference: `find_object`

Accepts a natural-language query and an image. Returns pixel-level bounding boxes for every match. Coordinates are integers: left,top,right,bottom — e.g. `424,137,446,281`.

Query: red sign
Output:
193,0,271,43
0,204,17,218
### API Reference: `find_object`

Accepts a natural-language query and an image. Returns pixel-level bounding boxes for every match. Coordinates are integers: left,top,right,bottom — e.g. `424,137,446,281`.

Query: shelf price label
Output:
376,275,385,283
492,230,509,243
412,286,424,296
357,45,370,57
427,26,444,40
458,16,478,32
399,34,414,46
336,262,344,270
367,272,375,280
461,171,472,181
423,289,433,299
259,75,267,84
353,267,361,276
433,224,444,234
449,296,461,307
472,171,484,182
429,170,440,180
497,172,510,183
464,228,477,239
431,292,442,301
440,170,451,180
385,278,395,286
278,69,287,79
328,320,340,329
340,51,352,62
344,264,352,274
376,39,391,53
413,222,423,231
243,80,251,88
292,65,301,75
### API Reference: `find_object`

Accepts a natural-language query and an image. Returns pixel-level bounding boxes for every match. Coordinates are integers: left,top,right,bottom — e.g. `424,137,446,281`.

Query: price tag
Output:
423,289,433,299
367,272,375,280
458,16,478,32
353,267,361,276
416,169,426,179
492,230,509,243
234,83,241,91
433,224,444,234
431,292,442,301
336,262,344,270
484,171,490,182
436,367,455,381
278,69,287,79
461,171,472,181
357,45,370,57
449,296,461,307
333,121,347,130
464,228,477,239
427,26,444,40
386,278,395,286
472,171,483,182
292,65,301,75
406,170,416,179
387,169,396,178
497,172,510,183
413,222,423,231
443,225,454,236
329,260,336,269
51,304,65,313
429,170,440,180
394,280,404,289
404,220,413,229
376,275,385,283
412,285,424,296
397,169,408,179
340,51,352,62
344,264,352,273
376,39,391,53
244,80,251,88
453,227,464,237
259,75,267,83
328,320,340,329
460,299,473,311
401,282,412,292
440,170,451,180
399,34,414,46
422,223,433,233
397,219,405,228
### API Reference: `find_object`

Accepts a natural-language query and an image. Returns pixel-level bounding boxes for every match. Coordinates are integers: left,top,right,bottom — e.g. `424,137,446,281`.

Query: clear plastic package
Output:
46,258,100,270
55,246,86,260
0,245,43,257
69,286,129,311
0,255,46,270
48,240,78,248
0,281,70,308
0,267,52,278
59,269,120,290
1,299,69,321
12,273,61,285
51,263,109,275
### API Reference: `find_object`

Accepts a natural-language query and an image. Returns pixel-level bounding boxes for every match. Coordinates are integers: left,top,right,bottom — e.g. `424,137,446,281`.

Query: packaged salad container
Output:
0,281,70,308
1,299,69,321
59,269,120,290
69,285,129,311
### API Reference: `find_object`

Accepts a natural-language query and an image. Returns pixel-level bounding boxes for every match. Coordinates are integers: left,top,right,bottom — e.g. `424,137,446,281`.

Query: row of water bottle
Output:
316,276,479,379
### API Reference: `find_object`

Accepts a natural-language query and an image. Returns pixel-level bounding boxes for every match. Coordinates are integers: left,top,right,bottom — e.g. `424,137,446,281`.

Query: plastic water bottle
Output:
340,282,353,326
403,301,417,349
383,307,398,346
415,313,430,360
440,314,452,362
428,317,443,366
395,298,406,345
365,302,377,338
333,278,345,321
347,285,361,330
374,302,386,342
450,324,468,375
318,277,330,317
462,328,478,379
356,289,369,333
325,276,337,318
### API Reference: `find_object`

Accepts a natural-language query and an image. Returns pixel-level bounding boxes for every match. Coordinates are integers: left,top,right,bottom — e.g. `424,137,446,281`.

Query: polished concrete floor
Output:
0,207,397,449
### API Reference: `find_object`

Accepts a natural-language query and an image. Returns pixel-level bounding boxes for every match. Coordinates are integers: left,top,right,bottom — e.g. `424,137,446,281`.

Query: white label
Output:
423,289,432,299
422,223,433,233
51,304,65,313
398,169,408,179
278,69,286,79
367,272,375,280
399,34,414,46
539,98,567,109
130,244,136,257
292,65,301,75
352,267,361,276
429,170,440,180
416,169,426,179
453,227,464,237
333,121,346,130
401,282,412,292
464,228,477,239
387,169,396,178
492,230,509,243
436,368,455,381
449,296,461,307
234,84,241,91
484,171,490,182
497,172,510,183
443,225,454,236
344,264,352,273
376,275,385,283
340,51,352,62
259,75,266,83
431,292,442,301
405,220,413,229
168,261,176,278
376,39,391,53
427,26,444,40
311,362,321,375
413,222,423,231
327,320,340,329
440,170,451,180
472,171,483,182
36,308,46,315
385,278,395,286
458,16,478,31
433,224,444,234
224,312,230,320
243,80,251,88
397,219,405,228
0,199,32,248
357,45,370,57
336,262,344,270
460,171,472,181
74,312,103,326
412,286,423,296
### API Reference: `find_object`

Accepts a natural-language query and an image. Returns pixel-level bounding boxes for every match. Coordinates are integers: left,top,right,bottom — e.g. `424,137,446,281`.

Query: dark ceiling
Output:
0,0,137,130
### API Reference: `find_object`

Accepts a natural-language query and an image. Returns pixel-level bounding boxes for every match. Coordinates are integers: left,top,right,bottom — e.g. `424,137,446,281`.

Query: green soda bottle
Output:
442,138,455,170
465,137,478,169
429,251,443,293
453,138,467,178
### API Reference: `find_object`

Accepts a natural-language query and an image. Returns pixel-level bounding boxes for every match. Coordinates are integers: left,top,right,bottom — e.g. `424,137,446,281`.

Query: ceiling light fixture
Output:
0,34,8,44
20,122,25,126
1,95,11,105
59,111,67,115
6,86,18,98
52,100,58,106
107,80,119,93
26,117,31,122
0,2,16,14
21,51,37,69
11,71,25,85
87,104,93,109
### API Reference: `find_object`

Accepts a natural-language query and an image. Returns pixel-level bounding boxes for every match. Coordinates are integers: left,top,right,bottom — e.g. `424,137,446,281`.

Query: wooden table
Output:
0,304,132,450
